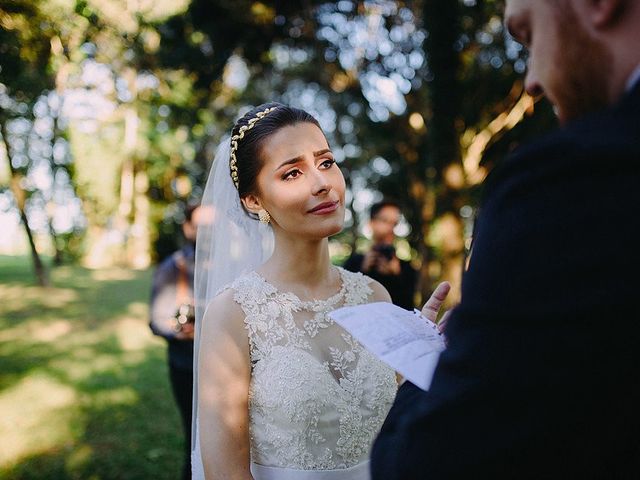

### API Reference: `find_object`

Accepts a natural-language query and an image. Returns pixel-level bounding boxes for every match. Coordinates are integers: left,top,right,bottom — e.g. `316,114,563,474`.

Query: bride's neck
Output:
261,233,333,285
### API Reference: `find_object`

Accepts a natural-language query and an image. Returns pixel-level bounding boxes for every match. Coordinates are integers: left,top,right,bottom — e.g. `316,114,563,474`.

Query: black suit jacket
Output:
343,252,418,310
371,85,640,479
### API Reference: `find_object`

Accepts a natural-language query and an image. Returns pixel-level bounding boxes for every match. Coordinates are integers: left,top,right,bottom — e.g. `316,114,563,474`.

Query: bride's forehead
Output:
262,123,328,157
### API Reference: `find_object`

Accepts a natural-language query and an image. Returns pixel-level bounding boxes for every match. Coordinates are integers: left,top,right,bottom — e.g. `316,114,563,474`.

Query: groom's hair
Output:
232,102,322,198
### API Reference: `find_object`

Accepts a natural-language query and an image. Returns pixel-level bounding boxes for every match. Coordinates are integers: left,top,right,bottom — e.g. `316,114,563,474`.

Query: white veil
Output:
191,137,274,479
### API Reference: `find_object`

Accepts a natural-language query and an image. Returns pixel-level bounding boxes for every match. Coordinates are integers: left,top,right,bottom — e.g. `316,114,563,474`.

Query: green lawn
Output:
0,255,185,479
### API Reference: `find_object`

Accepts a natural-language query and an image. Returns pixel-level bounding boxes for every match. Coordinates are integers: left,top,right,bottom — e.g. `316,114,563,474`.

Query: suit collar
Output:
627,77,640,99
617,77,640,113
625,64,640,93
498,78,639,172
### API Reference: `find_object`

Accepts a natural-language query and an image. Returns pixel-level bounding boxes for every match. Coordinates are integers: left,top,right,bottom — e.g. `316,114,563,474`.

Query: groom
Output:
372,0,640,478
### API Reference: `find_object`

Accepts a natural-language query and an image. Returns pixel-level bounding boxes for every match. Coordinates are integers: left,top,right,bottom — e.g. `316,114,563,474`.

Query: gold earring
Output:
258,209,271,224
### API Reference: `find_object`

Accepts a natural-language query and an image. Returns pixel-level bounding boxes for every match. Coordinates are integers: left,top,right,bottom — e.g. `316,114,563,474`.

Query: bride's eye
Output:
320,159,335,169
282,168,302,180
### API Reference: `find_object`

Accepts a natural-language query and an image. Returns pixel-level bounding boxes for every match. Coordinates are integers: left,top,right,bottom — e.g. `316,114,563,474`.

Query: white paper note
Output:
329,302,446,391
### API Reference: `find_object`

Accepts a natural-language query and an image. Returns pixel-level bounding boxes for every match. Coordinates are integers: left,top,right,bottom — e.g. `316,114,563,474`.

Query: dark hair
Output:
184,202,200,223
232,102,322,198
370,200,401,220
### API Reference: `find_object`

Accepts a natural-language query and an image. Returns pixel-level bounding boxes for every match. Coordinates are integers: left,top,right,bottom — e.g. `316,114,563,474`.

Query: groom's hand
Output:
421,282,452,332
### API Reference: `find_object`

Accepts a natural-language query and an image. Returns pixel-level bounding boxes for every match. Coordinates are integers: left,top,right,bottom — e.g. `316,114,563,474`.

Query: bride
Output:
192,102,435,480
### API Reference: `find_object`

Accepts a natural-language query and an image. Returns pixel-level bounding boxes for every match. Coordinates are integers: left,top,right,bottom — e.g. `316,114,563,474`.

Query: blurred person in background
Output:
343,200,417,310
150,203,202,480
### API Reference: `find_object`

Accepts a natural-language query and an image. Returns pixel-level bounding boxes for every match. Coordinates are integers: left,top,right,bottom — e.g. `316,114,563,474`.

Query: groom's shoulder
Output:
483,101,640,204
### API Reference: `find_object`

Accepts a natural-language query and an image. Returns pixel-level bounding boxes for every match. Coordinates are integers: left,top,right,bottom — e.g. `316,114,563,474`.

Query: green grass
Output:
0,255,185,479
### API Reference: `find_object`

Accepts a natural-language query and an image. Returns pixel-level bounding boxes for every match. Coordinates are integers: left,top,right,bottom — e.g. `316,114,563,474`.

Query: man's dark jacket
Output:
343,252,417,310
371,85,640,479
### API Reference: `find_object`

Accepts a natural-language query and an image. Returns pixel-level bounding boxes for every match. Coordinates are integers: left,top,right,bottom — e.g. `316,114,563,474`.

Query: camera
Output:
374,244,395,260
172,303,195,331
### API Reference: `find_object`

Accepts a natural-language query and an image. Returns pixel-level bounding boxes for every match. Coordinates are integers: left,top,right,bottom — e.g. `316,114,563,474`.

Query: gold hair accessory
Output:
258,209,271,224
229,106,278,189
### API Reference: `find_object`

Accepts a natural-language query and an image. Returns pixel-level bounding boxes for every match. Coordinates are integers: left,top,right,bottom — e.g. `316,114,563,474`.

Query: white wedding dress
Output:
224,267,397,480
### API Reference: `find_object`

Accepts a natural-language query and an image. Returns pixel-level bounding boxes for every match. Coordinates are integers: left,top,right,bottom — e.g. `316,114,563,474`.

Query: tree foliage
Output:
1,0,557,295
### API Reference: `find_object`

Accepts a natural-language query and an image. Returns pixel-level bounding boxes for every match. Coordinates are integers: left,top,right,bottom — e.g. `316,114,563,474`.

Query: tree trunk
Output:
118,68,144,268
1,118,49,286
48,103,65,266
422,0,465,305
130,165,151,269
46,214,63,266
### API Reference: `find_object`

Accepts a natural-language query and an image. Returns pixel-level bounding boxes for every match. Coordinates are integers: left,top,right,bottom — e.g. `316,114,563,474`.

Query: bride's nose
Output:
311,174,331,196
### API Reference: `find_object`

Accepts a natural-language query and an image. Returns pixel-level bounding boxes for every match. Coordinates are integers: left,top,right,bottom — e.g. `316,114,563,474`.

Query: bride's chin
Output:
283,223,343,240
326,224,344,237
314,222,344,239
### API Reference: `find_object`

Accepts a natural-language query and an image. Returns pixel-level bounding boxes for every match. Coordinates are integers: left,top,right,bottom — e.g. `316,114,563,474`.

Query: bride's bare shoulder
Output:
202,288,245,333
367,278,392,303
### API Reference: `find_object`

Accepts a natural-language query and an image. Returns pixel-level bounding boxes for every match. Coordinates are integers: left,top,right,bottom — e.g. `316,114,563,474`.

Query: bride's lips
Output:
308,201,339,215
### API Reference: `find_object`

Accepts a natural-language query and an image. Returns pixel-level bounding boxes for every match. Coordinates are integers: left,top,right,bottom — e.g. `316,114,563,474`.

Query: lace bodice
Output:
226,267,397,470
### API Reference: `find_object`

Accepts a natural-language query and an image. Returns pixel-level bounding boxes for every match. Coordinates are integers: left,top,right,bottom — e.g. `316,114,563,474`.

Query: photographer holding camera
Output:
149,203,202,480
343,200,418,310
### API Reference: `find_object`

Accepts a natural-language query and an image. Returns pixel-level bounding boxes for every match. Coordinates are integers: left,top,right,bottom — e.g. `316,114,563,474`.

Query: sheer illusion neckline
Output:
250,267,347,311
231,267,398,471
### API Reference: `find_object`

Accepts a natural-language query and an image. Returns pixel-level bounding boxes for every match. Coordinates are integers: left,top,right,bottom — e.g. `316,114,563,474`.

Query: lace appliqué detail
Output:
226,268,397,470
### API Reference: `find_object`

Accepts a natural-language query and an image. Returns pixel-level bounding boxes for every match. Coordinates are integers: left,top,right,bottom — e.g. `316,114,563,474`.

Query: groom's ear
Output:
584,0,625,29
241,193,263,215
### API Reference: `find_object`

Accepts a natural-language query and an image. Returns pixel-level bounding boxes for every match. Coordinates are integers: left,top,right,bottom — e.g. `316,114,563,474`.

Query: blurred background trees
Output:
0,0,556,302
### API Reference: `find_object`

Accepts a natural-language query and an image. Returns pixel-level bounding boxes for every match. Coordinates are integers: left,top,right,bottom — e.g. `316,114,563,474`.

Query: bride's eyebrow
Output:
274,156,304,171
274,149,332,171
